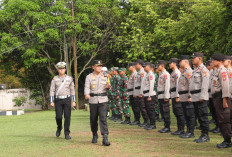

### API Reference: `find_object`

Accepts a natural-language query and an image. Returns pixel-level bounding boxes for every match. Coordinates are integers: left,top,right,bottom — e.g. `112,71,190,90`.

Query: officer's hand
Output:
200,99,204,103
164,99,169,102
147,97,151,101
176,97,180,102
139,94,143,98
116,96,120,99
188,98,192,103
50,102,55,107
223,98,229,108
85,95,90,100
72,102,76,107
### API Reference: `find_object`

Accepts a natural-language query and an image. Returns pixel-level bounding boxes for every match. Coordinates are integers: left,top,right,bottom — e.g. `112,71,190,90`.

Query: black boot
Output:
217,140,232,148
56,129,61,137
65,134,71,140
114,115,123,122
144,123,156,130
181,129,195,138
113,115,119,122
130,120,140,125
92,132,98,143
121,117,131,124
139,119,148,127
194,134,210,143
102,134,110,146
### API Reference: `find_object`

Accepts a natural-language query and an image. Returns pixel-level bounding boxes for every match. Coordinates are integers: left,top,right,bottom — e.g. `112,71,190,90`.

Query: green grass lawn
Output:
0,108,231,157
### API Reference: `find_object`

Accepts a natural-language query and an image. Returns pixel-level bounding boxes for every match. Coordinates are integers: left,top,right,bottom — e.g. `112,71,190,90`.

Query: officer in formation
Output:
50,62,76,140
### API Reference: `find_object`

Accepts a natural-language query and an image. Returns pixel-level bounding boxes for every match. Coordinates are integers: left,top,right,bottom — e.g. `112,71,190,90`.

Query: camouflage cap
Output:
119,68,126,72
56,62,66,69
114,67,119,71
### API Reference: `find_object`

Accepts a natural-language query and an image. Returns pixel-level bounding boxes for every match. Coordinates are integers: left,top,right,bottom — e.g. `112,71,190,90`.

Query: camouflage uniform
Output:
111,75,119,116
154,72,160,114
117,70,130,118
114,74,122,115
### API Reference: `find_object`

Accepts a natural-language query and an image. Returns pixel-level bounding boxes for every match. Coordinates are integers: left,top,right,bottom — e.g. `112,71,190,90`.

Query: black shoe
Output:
130,121,140,125
144,124,156,130
56,129,61,137
212,128,220,134
171,130,184,135
92,133,98,143
181,132,195,138
102,134,110,146
159,128,170,133
121,118,131,124
65,134,71,140
139,122,148,127
194,134,210,143
114,115,123,122
217,141,232,148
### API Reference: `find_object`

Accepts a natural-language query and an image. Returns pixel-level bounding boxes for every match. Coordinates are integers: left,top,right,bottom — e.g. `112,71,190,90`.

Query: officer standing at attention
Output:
211,54,232,148
50,62,76,140
143,62,157,130
114,67,123,122
190,52,210,143
127,62,139,125
169,58,185,136
178,55,195,138
84,60,111,146
133,59,149,127
156,60,171,133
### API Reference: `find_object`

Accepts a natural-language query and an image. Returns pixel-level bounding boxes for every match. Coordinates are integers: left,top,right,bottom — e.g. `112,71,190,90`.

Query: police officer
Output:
190,52,210,143
169,58,185,136
211,53,232,148
127,62,139,125
50,62,76,140
118,68,131,124
84,60,110,146
157,60,171,133
143,62,157,130
178,55,195,138
133,59,149,127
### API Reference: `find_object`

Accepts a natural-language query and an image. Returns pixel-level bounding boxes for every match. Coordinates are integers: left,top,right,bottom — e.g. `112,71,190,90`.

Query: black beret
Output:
156,60,166,66
211,53,225,61
92,60,103,66
136,59,144,65
224,55,232,61
143,61,152,67
191,52,204,58
179,55,189,61
168,58,179,64
127,62,136,67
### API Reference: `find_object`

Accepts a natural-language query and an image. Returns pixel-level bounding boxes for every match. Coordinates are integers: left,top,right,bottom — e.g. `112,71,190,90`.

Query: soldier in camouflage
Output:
108,67,117,120
118,68,131,124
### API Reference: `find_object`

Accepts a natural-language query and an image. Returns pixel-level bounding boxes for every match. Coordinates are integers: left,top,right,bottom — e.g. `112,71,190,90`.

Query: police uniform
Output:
178,55,196,138
157,60,171,133
190,52,210,143
211,53,232,148
143,62,157,130
169,58,185,135
133,59,149,126
84,60,110,146
50,62,76,140
127,62,139,125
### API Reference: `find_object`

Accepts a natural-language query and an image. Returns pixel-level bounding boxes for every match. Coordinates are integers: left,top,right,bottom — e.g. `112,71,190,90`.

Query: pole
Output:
71,0,79,109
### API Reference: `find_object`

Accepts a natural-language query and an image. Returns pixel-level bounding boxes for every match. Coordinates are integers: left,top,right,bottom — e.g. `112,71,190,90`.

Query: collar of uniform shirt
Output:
194,63,204,71
160,69,166,75
139,67,144,73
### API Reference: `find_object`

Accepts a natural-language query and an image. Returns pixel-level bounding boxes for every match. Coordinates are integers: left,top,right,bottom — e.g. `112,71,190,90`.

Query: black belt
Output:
179,90,188,95
158,91,164,95
190,89,201,94
128,89,133,92
135,86,141,90
90,93,107,97
212,91,222,98
170,87,176,92
143,90,149,94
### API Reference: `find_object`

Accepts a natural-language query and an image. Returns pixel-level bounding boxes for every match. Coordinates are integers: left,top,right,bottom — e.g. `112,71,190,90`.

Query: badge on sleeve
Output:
202,71,207,77
150,75,153,80
230,72,232,78
141,73,144,78
222,72,227,81
187,72,192,79
175,73,178,79
164,74,167,80
134,76,136,80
